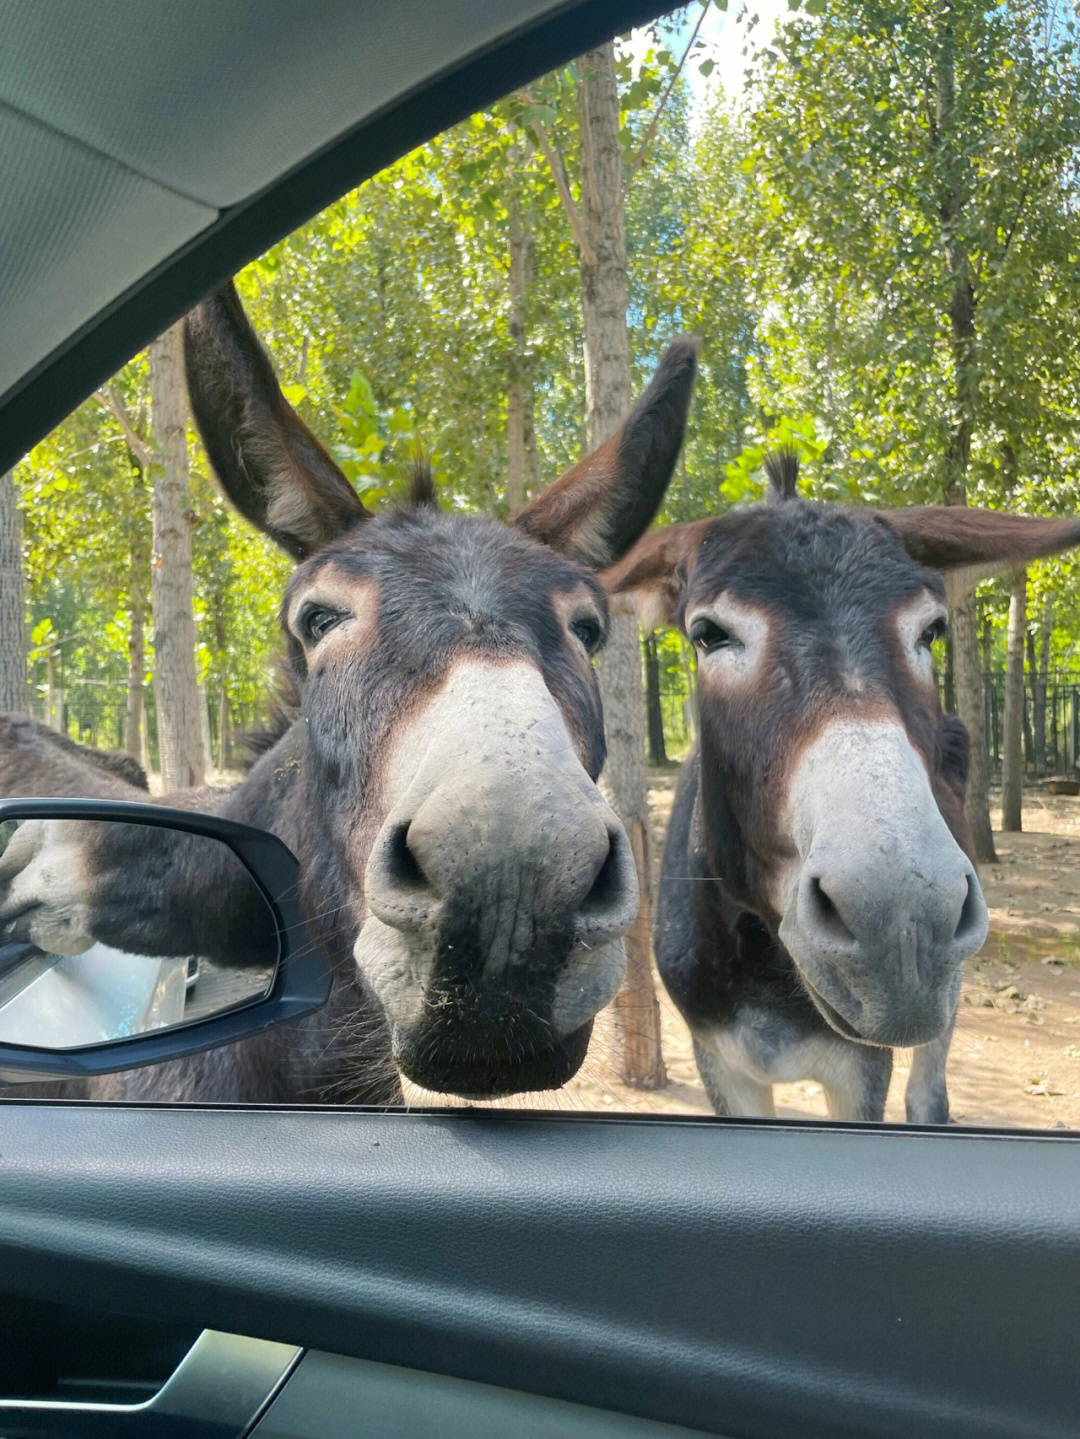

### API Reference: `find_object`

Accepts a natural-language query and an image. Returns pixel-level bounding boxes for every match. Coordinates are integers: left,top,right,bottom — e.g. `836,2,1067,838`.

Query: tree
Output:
149,323,206,789
506,187,536,516
644,632,668,766
1030,597,1052,777
0,471,27,713
91,383,155,764
721,0,1080,859
1002,569,1027,830
538,40,672,1088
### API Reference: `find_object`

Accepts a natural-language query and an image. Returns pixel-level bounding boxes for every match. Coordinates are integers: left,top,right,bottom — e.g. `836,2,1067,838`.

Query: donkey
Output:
0,715,149,794
0,283,699,1104
605,453,1080,1122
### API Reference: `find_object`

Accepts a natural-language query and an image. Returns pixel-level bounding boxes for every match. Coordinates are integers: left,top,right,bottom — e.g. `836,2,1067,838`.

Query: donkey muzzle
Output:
782,846,986,1046
777,718,989,1047
355,659,638,1095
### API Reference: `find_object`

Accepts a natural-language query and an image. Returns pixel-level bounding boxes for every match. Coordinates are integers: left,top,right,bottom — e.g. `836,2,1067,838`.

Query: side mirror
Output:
0,799,329,1082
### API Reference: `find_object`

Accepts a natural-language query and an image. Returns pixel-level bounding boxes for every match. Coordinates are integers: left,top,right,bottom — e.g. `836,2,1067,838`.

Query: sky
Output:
625,0,793,122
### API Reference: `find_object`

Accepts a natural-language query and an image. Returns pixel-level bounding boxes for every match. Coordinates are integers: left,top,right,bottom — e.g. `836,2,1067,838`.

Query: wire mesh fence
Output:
34,653,1079,785
981,670,1080,779
26,676,259,779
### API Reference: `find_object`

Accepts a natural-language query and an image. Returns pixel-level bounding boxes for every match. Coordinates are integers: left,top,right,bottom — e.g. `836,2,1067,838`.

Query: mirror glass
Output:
0,819,277,1050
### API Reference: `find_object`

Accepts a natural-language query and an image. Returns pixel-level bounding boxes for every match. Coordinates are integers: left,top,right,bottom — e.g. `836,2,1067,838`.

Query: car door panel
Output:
0,1327,300,1439
1,1104,1077,1439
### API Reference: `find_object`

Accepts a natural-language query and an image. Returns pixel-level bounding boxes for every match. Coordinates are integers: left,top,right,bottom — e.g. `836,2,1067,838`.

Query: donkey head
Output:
185,284,697,1096
606,454,1080,1049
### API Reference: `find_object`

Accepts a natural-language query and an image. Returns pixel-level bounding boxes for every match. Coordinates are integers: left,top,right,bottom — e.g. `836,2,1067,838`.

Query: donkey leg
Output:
905,1010,956,1125
821,1042,892,1122
692,1036,776,1118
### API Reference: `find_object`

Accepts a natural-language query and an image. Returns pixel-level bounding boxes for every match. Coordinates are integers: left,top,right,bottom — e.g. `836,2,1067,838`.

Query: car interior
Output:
2,2,1079,1437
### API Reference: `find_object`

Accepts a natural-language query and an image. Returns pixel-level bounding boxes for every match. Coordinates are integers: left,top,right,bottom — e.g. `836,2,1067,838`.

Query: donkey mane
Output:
407,459,437,509
764,449,800,504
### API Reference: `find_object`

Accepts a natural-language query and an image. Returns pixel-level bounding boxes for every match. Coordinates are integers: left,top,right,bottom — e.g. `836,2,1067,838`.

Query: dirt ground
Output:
405,770,1080,1129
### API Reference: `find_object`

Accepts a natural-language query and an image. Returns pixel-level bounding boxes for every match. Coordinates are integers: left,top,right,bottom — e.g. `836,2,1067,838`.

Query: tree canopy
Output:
9,0,1080,786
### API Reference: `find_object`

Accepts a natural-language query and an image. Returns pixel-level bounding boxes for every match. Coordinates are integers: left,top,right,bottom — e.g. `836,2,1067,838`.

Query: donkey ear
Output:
880,507,1080,600
184,281,369,560
516,337,700,567
600,520,709,630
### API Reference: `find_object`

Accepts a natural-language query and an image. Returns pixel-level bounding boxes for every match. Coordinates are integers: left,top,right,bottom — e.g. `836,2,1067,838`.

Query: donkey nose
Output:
952,869,990,952
364,772,638,949
796,855,987,972
574,822,638,945
364,818,438,932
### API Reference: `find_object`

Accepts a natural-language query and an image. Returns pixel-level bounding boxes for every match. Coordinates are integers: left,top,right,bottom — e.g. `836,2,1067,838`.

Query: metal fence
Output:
981,670,1080,778
27,678,257,777
37,661,1079,781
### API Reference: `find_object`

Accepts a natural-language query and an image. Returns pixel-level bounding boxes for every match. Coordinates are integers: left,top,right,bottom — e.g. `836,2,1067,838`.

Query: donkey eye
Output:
300,604,347,644
689,616,740,654
570,615,604,654
919,618,947,651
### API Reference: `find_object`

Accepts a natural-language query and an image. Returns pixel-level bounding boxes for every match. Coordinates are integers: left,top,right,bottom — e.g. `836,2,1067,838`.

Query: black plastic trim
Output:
0,1329,302,1439
0,799,329,1077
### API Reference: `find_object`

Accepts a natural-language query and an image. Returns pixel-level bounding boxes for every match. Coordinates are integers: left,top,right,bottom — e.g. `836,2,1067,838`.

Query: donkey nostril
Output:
385,822,431,894
575,825,638,940
807,876,856,944
580,828,620,916
953,873,985,944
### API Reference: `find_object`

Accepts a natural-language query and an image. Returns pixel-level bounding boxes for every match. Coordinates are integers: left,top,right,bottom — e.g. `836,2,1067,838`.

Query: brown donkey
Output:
0,285,699,1103
605,454,1080,1122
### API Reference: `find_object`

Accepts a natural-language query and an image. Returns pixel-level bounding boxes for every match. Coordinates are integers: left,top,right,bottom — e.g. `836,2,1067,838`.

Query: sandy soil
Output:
405,771,1080,1130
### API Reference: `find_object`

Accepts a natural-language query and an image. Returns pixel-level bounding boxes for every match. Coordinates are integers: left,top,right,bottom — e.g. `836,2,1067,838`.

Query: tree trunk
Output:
952,591,996,860
1034,599,1051,776
505,194,529,517
1001,570,1026,832
579,42,666,1088
199,687,213,774
681,642,696,742
0,471,27,713
936,9,996,862
45,652,60,730
644,632,667,766
214,594,230,771
218,688,231,771
124,517,149,761
1022,630,1035,769
149,323,205,790
943,628,956,714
